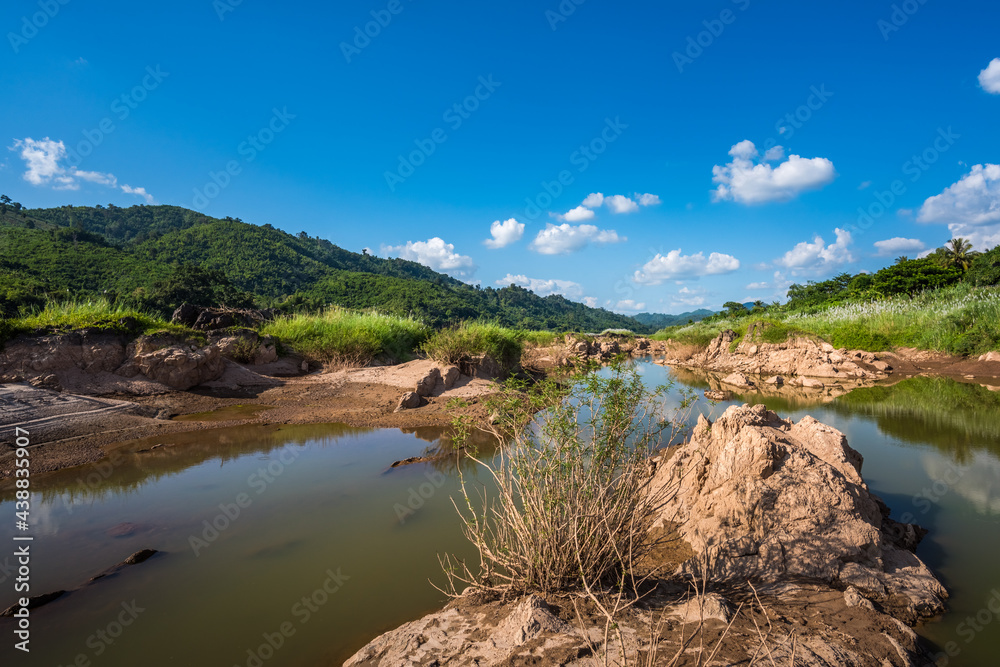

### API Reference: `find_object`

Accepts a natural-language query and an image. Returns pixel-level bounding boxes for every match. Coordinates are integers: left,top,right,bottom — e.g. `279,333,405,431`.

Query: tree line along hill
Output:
0,202,659,332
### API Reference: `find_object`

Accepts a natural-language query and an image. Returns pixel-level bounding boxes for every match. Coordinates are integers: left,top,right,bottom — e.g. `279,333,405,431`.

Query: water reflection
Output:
830,377,1000,461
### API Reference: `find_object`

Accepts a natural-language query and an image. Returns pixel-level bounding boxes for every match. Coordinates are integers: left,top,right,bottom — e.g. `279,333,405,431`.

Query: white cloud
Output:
917,164,1000,250
605,194,639,214
711,140,836,204
610,299,646,312
670,286,707,308
382,237,477,279
553,205,595,222
773,228,854,273
13,137,67,186
582,296,598,307
762,146,785,162
74,169,117,187
917,164,1000,223
11,136,150,199
582,192,604,208
873,237,925,256
633,249,740,285
637,193,661,207
495,274,584,299
858,180,872,190
529,223,625,255
979,58,1000,94
746,281,770,290
483,218,525,249
121,184,155,204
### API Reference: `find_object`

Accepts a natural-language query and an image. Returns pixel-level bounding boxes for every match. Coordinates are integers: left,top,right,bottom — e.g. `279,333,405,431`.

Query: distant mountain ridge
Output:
0,204,650,332
631,309,715,329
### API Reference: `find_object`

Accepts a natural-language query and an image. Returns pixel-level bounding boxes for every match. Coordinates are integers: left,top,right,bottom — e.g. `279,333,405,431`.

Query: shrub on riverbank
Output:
653,284,1000,356
260,307,429,365
1,299,195,344
421,321,524,371
442,364,691,595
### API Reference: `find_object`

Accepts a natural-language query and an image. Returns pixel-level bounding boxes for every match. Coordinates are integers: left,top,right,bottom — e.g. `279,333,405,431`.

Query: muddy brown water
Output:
1,361,998,666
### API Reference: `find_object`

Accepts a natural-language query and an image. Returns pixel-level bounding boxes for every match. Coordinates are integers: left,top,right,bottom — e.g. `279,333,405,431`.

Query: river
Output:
1,360,998,666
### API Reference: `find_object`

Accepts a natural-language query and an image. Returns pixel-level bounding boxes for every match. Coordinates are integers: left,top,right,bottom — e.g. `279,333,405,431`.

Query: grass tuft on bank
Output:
651,284,1000,356
421,321,525,370
1,299,196,345
260,307,429,365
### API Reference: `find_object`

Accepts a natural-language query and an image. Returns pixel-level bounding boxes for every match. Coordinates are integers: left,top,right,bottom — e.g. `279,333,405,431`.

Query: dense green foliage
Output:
967,245,1000,287
0,204,647,332
631,309,713,328
654,283,1000,357
259,308,429,364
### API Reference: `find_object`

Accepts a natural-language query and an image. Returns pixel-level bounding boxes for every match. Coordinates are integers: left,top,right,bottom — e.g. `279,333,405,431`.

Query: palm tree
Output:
895,255,909,264
945,238,976,272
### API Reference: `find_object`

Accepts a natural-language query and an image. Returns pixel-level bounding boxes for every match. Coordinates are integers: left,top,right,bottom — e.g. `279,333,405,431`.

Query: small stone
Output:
844,586,875,611
395,392,421,412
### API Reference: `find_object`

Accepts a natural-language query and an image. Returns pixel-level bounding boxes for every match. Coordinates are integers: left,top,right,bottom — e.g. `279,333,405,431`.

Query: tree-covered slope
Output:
1,203,650,332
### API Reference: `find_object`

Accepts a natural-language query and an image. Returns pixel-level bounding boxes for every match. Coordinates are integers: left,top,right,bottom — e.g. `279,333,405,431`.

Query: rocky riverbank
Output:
345,404,946,666
655,324,1000,385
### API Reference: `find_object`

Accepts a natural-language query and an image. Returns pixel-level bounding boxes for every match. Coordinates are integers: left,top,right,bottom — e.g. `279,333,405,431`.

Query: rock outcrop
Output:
651,403,947,624
660,323,891,381
208,329,279,366
346,404,947,665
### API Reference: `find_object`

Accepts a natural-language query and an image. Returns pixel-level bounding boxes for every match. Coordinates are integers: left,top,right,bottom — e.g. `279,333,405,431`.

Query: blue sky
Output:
2,0,999,313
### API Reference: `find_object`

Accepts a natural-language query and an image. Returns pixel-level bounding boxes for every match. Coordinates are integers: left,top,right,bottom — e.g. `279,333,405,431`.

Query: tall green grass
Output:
260,307,429,365
651,284,1000,356
421,321,524,369
1,299,195,344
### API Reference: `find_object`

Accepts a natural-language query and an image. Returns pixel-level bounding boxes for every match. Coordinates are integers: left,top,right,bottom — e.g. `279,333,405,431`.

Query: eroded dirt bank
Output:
0,333,500,483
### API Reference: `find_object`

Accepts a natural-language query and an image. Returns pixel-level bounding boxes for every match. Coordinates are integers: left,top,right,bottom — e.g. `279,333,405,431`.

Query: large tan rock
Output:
126,338,225,390
414,366,441,397
652,404,947,622
210,329,278,365
344,595,581,667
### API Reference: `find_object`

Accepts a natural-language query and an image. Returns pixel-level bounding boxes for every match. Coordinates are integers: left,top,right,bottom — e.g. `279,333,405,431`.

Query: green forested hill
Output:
0,203,648,332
